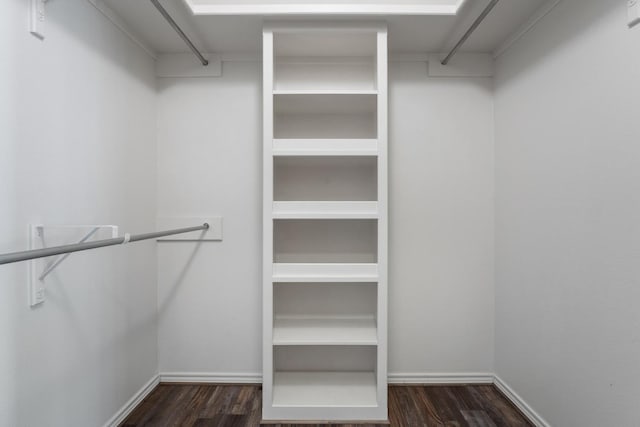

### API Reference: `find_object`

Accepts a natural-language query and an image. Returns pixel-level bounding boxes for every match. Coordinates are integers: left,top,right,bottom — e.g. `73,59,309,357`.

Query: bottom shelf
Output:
273,371,377,408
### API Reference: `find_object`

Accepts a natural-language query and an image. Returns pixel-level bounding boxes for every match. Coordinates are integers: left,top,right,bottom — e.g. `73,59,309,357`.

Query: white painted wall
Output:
494,0,640,425
0,1,157,426
156,61,263,376
389,62,494,376
156,59,495,377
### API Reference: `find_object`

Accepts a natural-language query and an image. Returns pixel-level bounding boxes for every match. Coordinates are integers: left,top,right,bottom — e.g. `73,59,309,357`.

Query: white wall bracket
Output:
29,0,47,39
38,227,100,280
29,224,118,306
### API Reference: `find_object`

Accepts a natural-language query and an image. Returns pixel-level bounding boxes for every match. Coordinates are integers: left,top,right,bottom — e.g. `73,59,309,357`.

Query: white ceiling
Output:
102,0,549,55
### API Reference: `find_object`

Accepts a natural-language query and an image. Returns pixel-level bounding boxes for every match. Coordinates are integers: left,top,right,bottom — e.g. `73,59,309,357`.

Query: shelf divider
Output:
273,139,378,156
273,316,377,346
273,201,378,219
273,263,378,283
273,89,378,95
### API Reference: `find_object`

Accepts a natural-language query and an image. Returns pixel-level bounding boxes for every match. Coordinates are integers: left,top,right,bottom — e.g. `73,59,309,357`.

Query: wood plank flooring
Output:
121,384,533,427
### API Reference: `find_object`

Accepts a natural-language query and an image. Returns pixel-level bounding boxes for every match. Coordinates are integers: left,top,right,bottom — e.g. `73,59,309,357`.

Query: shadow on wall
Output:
495,0,622,87
27,0,156,89
157,236,206,316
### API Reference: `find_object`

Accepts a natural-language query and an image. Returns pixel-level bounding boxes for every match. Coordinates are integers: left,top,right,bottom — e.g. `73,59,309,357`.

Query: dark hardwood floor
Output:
120,384,533,427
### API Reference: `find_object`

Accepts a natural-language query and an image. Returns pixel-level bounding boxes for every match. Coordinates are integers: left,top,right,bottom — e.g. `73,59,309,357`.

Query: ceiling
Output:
102,0,549,55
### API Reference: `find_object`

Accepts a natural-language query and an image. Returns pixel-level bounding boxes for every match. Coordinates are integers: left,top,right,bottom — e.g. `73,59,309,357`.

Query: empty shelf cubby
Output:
273,283,378,346
273,219,378,263
274,32,377,92
274,156,377,201
274,94,377,139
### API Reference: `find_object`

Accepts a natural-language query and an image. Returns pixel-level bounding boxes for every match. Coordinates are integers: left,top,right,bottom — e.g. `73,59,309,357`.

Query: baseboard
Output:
388,372,494,384
125,372,545,427
159,372,262,384
493,375,550,427
103,374,160,427
158,372,493,385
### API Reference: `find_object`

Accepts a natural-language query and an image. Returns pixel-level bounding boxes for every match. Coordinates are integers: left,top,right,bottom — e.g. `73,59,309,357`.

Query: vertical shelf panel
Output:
374,26,389,417
262,28,275,413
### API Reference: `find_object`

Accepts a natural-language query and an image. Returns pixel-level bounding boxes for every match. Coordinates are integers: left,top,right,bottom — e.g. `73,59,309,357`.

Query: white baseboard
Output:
388,372,494,384
103,374,160,427
493,375,550,427
159,372,262,384
107,372,546,427
158,372,493,385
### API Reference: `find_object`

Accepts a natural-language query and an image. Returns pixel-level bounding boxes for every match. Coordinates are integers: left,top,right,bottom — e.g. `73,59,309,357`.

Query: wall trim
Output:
493,375,551,427
493,0,563,59
103,374,160,427
388,372,494,384
159,372,495,385
87,0,158,60
108,372,547,427
159,372,263,384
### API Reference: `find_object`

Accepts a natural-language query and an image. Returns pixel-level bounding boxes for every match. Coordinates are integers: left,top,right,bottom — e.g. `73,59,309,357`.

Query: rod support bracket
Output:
28,224,118,307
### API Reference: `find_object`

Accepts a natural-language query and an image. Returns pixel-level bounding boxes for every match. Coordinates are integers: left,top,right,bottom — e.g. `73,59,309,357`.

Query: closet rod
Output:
149,0,209,66
441,0,499,65
0,223,209,266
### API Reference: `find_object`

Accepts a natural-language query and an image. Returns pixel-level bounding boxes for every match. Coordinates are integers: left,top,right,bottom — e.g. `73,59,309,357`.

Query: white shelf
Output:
273,371,378,408
274,89,377,95
273,139,378,156
273,316,377,346
273,201,378,219
273,263,378,282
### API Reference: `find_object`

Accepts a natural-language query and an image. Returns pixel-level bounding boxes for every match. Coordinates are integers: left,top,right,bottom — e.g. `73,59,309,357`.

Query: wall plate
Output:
29,0,46,39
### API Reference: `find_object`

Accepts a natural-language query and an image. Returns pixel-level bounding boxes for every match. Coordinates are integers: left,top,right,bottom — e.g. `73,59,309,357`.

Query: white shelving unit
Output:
263,22,388,422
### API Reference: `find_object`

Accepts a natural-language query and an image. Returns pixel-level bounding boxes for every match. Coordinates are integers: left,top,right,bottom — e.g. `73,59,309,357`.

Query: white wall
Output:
156,61,263,376
0,1,158,426
494,0,640,425
156,59,495,378
389,62,494,375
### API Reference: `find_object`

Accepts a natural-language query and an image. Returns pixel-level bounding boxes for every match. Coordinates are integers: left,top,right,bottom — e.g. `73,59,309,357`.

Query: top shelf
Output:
274,59,377,92
275,33,376,57
273,32,378,92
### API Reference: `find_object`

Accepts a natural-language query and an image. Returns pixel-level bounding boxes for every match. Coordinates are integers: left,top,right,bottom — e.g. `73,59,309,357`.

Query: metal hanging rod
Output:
149,0,209,66
441,0,499,65
0,223,209,266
